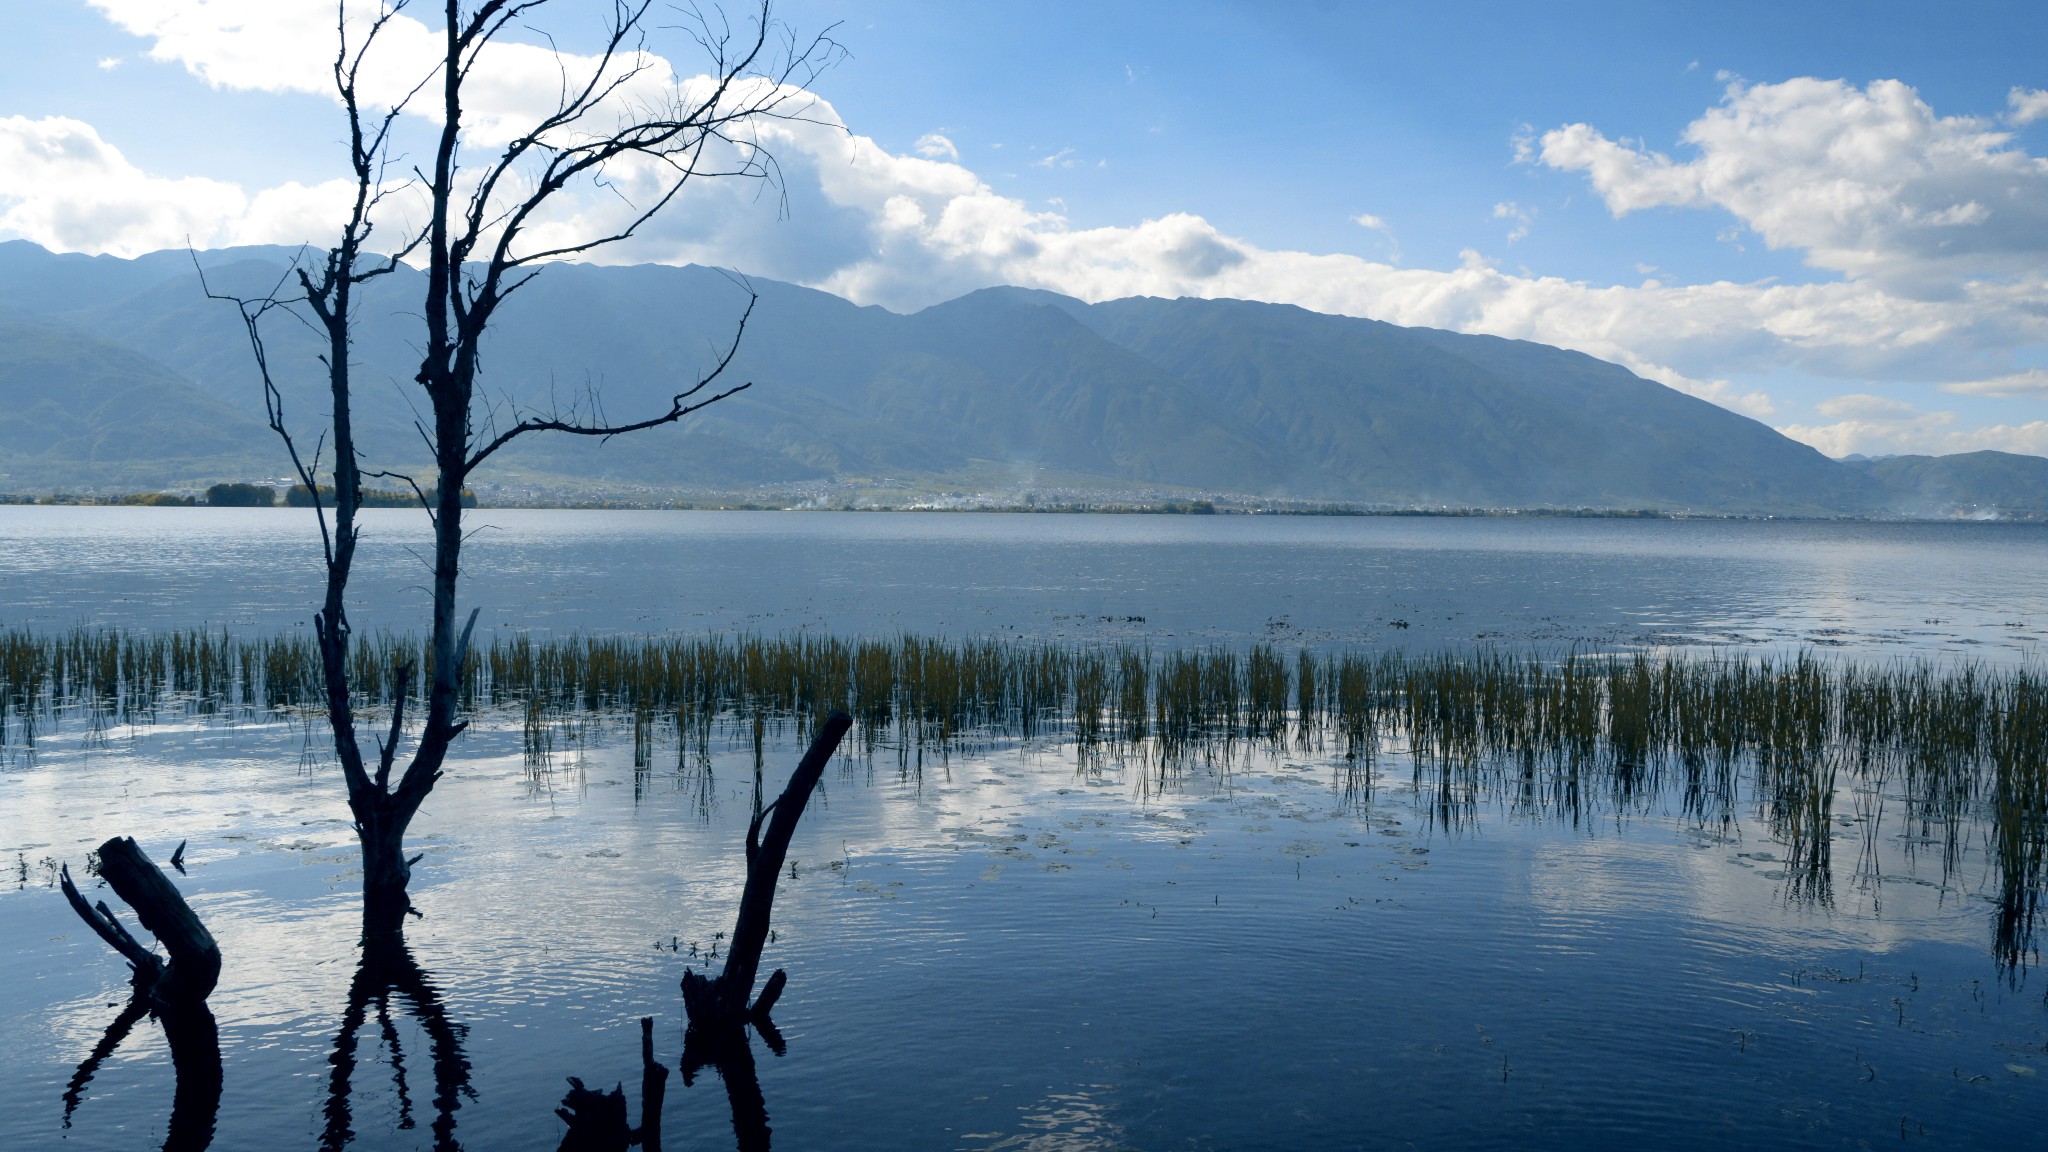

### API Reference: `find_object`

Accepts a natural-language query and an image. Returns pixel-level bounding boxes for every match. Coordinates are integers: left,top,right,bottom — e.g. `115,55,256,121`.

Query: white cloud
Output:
87,0,699,147
0,114,359,256
1779,393,2048,457
1491,200,1534,243
1033,147,1078,169
1655,372,1775,418
1941,367,2048,397
914,133,958,161
2010,87,2048,126
1351,212,1400,262
1541,77,2048,294
96,57,121,71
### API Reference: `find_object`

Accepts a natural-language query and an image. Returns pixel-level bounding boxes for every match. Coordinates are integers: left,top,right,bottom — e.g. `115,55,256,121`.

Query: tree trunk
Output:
354,799,418,939
682,712,850,1032
555,1079,631,1151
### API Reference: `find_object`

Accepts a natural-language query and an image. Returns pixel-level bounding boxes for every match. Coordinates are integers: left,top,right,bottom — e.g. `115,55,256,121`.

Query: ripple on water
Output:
4,709,2047,1150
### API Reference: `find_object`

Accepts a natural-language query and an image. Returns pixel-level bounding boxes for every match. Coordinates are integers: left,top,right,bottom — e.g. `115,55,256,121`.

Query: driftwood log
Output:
58,836,223,1150
60,836,220,1005
681,712,851,1033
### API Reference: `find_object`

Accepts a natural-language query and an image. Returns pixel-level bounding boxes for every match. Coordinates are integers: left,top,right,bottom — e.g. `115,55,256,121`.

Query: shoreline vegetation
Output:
0,483,478,509
4,624,2044,978
0,490,2041,520
10,625,2041,772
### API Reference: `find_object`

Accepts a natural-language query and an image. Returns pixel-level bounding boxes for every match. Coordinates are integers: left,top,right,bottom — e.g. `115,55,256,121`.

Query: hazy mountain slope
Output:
1848,451,2048,515
0,318,272,488
0,240,2034,514
1067,293,1886,512
881,292,1285,486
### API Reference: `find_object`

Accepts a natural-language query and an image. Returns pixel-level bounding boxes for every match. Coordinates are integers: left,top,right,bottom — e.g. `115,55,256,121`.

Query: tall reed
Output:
5,624,2045,971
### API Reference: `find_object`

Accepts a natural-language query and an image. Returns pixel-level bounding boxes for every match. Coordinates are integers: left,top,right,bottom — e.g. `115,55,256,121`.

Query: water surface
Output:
2,508,2044,659
3,510,2045,1149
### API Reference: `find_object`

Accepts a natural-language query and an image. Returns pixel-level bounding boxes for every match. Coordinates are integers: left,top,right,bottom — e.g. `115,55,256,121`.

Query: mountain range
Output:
0,239,2040,517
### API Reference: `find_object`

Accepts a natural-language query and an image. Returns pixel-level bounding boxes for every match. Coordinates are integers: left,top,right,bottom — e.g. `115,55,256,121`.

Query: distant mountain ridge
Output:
1844,452,2048,518
0,239,2040,516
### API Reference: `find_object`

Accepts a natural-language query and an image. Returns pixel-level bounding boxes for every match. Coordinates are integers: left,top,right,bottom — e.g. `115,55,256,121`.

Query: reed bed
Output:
5,625,2045,970
3,628,2042,786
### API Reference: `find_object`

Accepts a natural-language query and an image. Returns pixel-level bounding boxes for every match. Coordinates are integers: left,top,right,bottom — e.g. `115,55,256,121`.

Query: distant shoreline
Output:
3,492,2041,521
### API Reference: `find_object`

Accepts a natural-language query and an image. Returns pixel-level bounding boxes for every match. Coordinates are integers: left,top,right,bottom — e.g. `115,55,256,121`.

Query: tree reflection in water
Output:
554,1017,672,1152
681,1017,779,1152
322,937,474,1152
550,1014,781,1151
63,995,222,1152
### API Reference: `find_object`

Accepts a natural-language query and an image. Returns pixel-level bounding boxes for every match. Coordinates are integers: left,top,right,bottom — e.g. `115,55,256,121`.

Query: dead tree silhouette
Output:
552,715,848,1151
208,0,840,940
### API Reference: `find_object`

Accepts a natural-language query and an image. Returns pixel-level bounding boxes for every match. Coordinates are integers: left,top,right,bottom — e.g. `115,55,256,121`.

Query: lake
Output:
2,507,2047,658
2,509,2046,1150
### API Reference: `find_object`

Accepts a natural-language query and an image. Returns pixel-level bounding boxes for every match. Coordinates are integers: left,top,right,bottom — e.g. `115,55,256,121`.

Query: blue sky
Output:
3,1,2046,457
786,1,2043,280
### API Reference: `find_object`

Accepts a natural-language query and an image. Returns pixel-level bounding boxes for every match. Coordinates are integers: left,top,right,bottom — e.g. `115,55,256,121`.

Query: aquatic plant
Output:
7,623,2047,970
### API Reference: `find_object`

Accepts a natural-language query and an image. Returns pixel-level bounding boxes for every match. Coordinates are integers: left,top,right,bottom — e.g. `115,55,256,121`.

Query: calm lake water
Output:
2,506,2047,659
3,510,2046,1150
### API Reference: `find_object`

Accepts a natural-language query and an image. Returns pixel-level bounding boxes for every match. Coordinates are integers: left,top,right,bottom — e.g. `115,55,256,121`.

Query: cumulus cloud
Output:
1541,77,2048,294
0,114,360,255
1545,78,2048,293
913,133,958,161
2010,87,2048,126
88,0,705,146
90,0,346,93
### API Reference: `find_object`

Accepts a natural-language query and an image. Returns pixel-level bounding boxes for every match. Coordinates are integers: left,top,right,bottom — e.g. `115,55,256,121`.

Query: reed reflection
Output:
322,937,474,1152
1991,688,2047,981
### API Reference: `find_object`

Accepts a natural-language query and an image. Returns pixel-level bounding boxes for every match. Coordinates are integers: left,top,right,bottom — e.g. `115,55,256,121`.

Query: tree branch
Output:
465,291,756,471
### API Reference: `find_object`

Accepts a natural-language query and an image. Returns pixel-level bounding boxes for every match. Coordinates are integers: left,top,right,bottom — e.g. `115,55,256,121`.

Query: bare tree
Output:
216,0,838,939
